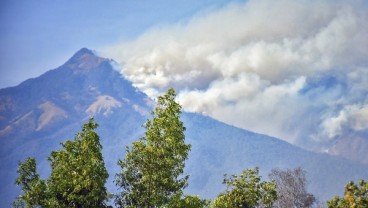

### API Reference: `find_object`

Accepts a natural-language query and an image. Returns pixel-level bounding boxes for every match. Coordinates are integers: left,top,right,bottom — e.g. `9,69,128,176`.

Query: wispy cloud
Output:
104,0,368,150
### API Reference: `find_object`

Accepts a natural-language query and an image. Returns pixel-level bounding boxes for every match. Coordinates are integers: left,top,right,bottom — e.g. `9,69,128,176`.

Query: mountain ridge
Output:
0,48,367,206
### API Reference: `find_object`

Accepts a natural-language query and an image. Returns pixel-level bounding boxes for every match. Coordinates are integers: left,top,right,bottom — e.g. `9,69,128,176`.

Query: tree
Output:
269,167,316,208
115,88,191,207
14,158,47,207
167,193,210,208
327,180,368,208
14,118,109,208
48,118,109,207
212,167,277,208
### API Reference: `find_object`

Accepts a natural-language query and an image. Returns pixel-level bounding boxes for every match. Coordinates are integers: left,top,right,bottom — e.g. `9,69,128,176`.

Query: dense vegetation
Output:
327,180,368,208
14,89,367,207
115,88,192,207
14,118,108,207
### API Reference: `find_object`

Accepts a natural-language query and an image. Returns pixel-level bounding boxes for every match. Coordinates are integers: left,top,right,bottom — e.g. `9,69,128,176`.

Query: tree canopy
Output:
14,118,109,208
327,180,368,208
14,158,47,207
212,167,277,208
115,88,191,207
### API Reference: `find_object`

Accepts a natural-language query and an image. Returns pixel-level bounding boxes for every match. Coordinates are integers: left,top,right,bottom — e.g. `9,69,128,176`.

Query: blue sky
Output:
0,0,235,88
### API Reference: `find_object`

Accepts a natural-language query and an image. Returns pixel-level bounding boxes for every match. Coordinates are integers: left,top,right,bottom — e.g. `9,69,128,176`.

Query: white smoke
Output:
321,104,368,139
103,0,368,148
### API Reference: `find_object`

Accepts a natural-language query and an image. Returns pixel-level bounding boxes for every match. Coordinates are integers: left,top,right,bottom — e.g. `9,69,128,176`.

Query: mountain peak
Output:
74,47,95,57
65,48,106,71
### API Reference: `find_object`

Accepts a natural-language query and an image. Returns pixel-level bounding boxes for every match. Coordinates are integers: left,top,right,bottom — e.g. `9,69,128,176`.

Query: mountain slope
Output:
1,48,367,206
182,113,368,200
0,48,150,206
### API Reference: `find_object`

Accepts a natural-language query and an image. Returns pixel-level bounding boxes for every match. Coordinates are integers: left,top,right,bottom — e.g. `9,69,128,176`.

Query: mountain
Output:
1,48,367,206
328,135,368,164
0,48,150,206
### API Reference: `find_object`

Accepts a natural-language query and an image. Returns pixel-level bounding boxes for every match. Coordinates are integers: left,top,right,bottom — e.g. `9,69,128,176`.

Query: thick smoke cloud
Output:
104,0,368,150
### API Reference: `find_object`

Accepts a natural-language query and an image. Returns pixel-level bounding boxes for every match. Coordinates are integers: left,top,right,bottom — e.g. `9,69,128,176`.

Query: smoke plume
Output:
104,0,368,150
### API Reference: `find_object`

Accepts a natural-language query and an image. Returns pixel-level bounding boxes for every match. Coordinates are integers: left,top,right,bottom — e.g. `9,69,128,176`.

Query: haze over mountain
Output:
0,49,367,206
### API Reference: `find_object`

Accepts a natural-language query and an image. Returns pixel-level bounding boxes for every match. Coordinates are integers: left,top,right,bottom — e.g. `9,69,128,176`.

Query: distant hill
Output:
1,48,367,206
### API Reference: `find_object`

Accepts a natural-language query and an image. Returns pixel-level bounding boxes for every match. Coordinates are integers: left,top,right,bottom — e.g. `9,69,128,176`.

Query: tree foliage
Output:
115,88,191,207
212,167,277,208
269,167,316,208
167,193,210,208
327,180,368,208
14,158,47,207
48,118,109,207
14,118,109,208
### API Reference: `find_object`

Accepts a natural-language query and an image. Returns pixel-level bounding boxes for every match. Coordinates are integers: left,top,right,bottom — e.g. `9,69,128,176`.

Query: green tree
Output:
14,158,47,207
115,88,191,208
167,193,210,208
327,180,368,208
14,118,109,208
48,118,109,207
212,167,277,208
